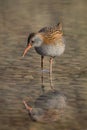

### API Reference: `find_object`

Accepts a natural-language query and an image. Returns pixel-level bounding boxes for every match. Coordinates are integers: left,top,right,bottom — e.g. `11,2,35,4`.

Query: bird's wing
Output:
39,23,62,33
39,23,63,44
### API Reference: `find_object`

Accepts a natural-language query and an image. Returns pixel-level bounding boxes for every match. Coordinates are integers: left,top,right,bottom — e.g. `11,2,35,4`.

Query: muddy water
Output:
0,0,87,130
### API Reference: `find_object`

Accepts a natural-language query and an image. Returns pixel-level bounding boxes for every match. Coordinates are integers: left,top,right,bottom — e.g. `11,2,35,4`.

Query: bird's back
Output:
35,23,65,57
38,22,63,44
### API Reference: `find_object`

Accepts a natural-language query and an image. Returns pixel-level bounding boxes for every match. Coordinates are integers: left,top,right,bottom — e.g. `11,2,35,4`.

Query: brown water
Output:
0,0,87,130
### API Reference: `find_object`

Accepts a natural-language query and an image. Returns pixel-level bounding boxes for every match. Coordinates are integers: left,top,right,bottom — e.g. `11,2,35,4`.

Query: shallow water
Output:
0,0,87,130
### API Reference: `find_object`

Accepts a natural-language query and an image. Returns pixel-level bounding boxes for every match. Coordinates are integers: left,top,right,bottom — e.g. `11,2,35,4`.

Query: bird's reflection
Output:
23,90,66,123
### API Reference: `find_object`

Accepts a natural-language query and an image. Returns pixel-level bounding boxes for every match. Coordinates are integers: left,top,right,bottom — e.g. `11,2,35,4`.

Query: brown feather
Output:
38,22,63,44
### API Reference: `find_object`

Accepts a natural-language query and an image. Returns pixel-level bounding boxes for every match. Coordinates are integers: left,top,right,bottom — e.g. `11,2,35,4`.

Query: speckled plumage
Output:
35,23,65,57
39,23,62,42
25,22,65,57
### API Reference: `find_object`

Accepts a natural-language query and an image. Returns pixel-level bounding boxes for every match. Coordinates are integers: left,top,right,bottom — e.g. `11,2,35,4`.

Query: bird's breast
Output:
35,37,65,57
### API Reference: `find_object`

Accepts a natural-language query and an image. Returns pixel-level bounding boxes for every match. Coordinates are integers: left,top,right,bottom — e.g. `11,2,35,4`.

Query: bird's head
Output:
22,33,43,57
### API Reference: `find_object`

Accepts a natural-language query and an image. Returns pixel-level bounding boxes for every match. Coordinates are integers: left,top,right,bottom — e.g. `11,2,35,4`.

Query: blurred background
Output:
0,0,87,130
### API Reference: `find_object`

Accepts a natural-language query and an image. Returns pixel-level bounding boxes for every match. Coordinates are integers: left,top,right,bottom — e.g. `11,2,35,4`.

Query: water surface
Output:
0,0,87,130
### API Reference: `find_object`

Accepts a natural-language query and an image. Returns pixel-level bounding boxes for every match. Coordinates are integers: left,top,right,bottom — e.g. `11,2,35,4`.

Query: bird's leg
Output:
49,57,54,90
41,56,44,71
49,57,53,74
41,56,45,91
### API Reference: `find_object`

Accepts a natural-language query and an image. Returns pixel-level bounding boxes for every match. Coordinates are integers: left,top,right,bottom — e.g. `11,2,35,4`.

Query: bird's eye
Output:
31,40,34,43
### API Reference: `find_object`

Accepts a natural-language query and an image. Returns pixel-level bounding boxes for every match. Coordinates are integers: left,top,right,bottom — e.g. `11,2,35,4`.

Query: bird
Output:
22,22,65,89
23,91,66,122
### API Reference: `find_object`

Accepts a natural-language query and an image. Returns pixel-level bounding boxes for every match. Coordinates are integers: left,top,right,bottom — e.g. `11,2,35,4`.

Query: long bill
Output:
22,44,32,57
